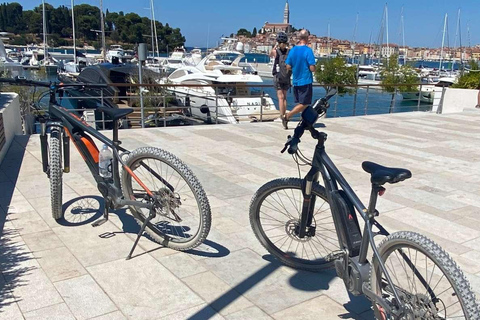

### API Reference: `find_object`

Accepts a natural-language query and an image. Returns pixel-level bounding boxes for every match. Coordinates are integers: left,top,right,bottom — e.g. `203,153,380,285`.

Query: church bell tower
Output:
283,0,289,24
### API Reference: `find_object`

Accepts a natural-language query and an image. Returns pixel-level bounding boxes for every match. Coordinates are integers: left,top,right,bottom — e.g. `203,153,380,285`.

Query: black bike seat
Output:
362,161,412,185
98,107,134,121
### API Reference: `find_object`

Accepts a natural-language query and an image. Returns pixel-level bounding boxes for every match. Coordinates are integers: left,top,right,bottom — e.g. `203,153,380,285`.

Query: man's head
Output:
299,29,309,43
276,32,289,49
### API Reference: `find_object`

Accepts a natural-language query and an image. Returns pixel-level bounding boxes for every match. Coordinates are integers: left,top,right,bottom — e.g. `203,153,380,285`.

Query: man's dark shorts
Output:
273,77,291,91
293,83,313,105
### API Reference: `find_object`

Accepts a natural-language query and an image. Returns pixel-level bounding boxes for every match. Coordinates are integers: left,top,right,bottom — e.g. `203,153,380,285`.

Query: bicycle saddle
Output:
362,161,412,185
98,107,134,121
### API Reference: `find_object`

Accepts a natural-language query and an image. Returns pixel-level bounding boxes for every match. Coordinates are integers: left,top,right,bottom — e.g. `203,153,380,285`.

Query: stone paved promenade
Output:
1,111,480,319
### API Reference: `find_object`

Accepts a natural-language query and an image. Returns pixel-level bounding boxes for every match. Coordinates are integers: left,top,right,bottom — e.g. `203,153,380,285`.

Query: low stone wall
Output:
438,88,479,114
0,93,22,164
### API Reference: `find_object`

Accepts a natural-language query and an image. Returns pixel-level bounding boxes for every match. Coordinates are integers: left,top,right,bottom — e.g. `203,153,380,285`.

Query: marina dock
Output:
1,111,480,319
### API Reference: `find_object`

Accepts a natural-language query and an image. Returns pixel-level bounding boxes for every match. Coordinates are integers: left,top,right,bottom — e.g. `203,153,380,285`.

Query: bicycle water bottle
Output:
99,144,113,178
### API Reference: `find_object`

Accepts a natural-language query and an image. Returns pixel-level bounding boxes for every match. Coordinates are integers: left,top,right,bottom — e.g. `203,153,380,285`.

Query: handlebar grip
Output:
287,136,300,154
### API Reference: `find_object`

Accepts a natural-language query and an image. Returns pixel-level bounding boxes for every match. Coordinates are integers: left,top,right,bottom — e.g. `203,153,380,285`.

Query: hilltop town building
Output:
262,1,291,34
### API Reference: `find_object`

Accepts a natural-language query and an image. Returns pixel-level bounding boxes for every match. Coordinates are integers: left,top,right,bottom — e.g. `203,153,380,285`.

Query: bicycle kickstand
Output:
126,207,156,260
92,199,111,227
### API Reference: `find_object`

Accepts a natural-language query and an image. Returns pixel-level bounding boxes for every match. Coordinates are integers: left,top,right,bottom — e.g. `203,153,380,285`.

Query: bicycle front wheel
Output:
121,147,211,251
49,129,63,220
370,231,479,319
249,178,341,271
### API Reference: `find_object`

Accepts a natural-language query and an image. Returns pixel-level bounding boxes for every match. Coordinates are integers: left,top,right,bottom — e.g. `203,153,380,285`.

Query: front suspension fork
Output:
298,174,318,238
39,120,49,174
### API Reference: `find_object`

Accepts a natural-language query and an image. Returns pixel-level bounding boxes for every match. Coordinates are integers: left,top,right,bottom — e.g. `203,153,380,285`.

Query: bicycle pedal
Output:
92,218,108,227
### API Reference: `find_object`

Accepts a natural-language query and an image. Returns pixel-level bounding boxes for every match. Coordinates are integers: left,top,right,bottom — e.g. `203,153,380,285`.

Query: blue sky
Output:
19,0,480,48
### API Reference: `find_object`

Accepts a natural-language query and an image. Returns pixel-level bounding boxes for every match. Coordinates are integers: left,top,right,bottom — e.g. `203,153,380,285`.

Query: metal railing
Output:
28,82,448,132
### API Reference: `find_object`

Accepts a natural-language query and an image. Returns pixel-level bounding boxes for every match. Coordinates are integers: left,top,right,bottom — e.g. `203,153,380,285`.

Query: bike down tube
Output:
319,149,406,312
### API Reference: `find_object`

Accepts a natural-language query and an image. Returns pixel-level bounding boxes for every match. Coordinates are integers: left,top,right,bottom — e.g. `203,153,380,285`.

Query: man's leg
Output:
277,89,286,116
286,84,312,120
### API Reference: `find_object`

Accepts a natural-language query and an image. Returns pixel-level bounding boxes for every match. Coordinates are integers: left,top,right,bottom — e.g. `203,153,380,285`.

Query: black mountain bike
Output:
0,77,211,259
249,90,479,319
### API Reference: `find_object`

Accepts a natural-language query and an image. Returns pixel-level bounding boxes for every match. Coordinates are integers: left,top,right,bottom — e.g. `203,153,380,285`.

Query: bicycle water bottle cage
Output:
362,161,412,185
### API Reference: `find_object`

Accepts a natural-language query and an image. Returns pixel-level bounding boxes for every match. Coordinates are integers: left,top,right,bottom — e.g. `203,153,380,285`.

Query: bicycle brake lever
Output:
281,135,292,153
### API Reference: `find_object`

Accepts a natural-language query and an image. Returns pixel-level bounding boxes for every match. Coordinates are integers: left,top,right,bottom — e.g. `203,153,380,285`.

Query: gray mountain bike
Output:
250,89,479,319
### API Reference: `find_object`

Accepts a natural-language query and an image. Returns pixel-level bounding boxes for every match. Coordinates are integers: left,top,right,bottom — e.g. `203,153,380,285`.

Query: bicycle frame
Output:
299,131,406,314
40,88,160,211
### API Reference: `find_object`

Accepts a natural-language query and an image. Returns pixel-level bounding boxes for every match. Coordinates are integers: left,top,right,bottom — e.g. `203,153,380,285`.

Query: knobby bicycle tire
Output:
49,130,63,220
370,231,480,319
121,147,211,251
249,178,341,271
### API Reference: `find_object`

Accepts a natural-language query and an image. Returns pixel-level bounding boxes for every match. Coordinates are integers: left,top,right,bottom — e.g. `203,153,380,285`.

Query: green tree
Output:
380,54,418,93
237,28,252,37
451,60,480,89
314,56,357,94
252,27,257,37
380,54,419,112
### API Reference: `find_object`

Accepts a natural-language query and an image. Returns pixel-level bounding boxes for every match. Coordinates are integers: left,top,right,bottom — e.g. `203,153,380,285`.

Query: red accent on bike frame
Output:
80,135,99,163
64,127,87,161
378,188,386,196
123,165,155,198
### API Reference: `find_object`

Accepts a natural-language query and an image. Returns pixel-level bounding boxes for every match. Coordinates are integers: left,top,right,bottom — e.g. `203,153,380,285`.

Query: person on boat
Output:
284,29,316,127
270,32,291,129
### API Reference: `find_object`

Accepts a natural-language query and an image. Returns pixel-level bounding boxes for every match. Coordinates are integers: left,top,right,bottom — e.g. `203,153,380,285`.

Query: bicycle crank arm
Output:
362,283,403,317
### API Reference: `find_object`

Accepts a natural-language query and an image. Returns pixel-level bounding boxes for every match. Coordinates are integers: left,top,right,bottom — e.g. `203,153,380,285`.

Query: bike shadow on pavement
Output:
0,136,36,313
109,207,230,259
187,254,371,320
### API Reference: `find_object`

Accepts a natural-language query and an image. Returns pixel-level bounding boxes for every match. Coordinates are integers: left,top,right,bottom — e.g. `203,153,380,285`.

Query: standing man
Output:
285,29,316,126
270,32,291,129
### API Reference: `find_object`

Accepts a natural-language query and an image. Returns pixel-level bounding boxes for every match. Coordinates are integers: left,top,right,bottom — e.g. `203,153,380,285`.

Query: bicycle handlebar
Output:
282,88,337,155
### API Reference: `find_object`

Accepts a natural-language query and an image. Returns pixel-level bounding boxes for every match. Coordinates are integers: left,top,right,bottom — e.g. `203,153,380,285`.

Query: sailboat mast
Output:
351,12,358,62
453,8,461,70
150,0,155,56
401,7,406,65
42,0,47,61
151,0,159,57
385,3,389,57
100,0,106,60
440,13,447,71
71,0,77,65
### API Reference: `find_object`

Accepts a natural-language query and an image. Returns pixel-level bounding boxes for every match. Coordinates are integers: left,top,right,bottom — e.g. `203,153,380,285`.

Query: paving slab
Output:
2,112,480,319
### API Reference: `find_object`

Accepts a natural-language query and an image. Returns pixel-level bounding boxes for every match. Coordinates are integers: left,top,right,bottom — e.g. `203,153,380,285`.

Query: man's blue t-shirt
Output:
285,45,316,87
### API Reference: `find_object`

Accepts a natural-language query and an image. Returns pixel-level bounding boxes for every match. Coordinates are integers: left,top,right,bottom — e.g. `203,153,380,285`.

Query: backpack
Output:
273,48,290,84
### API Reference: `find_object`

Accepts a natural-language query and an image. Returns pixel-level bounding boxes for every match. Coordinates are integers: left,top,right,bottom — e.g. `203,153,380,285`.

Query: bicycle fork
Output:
298,171,319,238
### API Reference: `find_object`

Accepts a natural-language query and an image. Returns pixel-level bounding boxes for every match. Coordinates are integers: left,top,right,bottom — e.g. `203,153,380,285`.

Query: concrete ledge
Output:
440,88,479,114
0,93,22,164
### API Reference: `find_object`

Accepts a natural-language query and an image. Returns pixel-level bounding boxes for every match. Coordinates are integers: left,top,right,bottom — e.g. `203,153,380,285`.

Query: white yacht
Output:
106,45,125,62
357,65,381,86
402,76,456,104
161,51,279,124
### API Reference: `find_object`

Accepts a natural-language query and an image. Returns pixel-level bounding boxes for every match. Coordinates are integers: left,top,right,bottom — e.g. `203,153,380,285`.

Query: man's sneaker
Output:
281,115,288,130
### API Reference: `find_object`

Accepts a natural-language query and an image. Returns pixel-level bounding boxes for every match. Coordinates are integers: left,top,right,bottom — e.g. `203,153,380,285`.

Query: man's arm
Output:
269,47,277,58
307,48,316,72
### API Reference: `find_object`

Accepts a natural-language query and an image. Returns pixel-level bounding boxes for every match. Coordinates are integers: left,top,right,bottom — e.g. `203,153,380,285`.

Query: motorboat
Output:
402,76,456,104
161,51,279,124
106,45,125,63
357,65,381,86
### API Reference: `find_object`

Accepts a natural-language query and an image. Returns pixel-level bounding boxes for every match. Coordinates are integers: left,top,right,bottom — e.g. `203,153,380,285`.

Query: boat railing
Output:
26,82,450,131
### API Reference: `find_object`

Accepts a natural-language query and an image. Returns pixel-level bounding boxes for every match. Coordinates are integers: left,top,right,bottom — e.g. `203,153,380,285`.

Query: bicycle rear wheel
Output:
121,147,211,251
249,178,341,271
49,129,63,220
370,231,479,319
